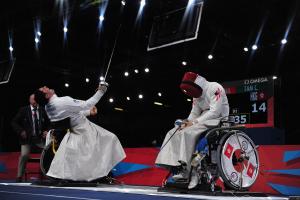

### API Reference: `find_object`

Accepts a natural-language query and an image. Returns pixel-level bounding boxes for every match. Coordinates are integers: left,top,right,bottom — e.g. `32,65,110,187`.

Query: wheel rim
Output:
220,131,259,189
40,143,55,176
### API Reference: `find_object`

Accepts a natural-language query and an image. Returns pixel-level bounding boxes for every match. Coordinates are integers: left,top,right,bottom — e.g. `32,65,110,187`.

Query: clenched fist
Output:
90,106,98,116
98,81,109,93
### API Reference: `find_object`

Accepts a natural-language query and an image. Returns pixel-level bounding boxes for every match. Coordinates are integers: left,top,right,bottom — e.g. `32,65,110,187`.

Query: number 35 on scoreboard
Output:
231,114,250,124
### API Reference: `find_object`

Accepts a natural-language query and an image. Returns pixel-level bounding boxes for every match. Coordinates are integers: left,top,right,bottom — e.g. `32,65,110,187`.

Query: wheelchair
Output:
39,118,117,185
40,118,70,178
161,116,259,192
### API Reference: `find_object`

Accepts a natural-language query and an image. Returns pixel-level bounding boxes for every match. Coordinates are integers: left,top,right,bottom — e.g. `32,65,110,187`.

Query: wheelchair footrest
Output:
162,181,189,189
32,176,120,187
158,185,221,195
33,180,98,187
158,185,267,197
159,182,222,193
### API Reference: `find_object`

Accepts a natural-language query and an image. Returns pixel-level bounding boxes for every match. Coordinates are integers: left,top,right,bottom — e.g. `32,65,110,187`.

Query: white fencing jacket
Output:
45,90,126,181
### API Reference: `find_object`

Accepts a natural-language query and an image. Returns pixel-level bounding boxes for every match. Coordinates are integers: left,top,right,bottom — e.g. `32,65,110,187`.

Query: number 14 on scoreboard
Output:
252,101,267,113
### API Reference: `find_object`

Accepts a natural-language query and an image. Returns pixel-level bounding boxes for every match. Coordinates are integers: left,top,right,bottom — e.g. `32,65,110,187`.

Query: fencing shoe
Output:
188,168,200,189
172,170,189,181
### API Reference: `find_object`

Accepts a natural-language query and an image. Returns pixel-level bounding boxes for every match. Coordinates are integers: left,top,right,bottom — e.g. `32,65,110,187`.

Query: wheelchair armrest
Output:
219,116,236,127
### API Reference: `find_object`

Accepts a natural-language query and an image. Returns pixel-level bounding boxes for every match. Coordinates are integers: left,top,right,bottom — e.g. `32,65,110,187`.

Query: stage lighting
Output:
281,39,287,44
154,102,163,106
140,0,146,8
114,107,124,111
99,15,104,21
252,44,258,50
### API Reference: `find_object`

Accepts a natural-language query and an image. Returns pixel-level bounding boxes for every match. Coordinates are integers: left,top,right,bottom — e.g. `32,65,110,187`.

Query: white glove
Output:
98,81,109,93
174,119,183,127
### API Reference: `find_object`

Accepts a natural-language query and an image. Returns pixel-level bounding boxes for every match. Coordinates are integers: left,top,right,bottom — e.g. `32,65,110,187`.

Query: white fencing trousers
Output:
155,119,220,168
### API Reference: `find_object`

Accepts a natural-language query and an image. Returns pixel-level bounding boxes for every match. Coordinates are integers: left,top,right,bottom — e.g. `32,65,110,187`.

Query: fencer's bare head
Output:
34,86,55,106
29,94,37,107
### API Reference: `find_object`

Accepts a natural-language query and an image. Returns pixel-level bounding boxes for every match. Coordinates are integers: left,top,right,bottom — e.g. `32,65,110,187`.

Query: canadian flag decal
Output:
215,88,221,101
224,143,234,159
247,163,255,178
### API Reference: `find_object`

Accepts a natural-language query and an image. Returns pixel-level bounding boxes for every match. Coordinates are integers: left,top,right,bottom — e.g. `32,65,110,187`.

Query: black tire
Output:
216,130,259,191
40,143,56,179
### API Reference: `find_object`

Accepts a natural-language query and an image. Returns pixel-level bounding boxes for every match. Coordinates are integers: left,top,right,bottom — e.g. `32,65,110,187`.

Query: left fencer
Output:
34,82,126,182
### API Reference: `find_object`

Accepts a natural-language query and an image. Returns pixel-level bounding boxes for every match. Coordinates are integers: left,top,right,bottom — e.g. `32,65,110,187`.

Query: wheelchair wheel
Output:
40,128,68,178
40,142,58,178
217,130,259,191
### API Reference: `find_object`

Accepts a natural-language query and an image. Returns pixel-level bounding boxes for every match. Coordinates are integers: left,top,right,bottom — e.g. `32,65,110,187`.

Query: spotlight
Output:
243,47,248,52
34,37,39,43
144,68,149,73
124,71,129,77
252,44,258,50
109,98,114,103
114,107,124,111
121,0,126,6
63,27,68,33
126,97,130,101
188,0,196,6
37,31,42,36
158,92,162,97
208,54,213,60
138,94,143,99
99,76,104,81
65,83,69,88
9,46,13,52
187,98,192,102
99,15,104,21
154,102,163,106
85,78,90,83
182,61,187,66
140,0,146,7
272,76,278,80
134,69,139,74
281,39,287,44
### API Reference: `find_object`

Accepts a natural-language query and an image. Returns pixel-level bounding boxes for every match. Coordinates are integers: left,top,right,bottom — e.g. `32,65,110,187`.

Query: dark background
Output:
0,0,299,152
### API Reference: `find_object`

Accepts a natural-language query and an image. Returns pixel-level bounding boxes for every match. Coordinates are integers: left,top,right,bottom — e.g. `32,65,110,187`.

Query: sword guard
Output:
100,81,109,87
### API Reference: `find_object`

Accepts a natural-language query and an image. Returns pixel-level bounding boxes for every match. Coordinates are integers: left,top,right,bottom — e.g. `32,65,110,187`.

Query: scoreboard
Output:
222,76,274,128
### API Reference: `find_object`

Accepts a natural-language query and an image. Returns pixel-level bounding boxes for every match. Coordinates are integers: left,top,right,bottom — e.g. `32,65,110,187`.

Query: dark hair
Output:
34,89,48,106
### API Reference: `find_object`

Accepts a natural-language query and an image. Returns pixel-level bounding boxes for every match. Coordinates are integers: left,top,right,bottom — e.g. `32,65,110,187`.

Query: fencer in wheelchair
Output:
35,83,125,183
156,72,259,191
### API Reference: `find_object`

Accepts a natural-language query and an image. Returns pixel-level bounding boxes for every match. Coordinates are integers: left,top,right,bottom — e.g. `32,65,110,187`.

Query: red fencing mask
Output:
180,72,203,98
